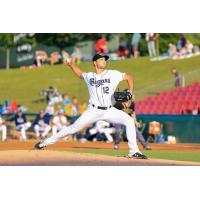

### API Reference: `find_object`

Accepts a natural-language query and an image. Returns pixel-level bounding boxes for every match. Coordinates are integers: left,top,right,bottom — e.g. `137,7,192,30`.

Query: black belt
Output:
92,104,112,110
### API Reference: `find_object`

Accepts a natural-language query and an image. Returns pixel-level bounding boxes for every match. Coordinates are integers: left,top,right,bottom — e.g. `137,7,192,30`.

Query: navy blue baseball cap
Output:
92,53,109,62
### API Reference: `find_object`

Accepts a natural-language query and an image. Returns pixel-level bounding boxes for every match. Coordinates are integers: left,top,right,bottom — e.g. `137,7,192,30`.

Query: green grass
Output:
0,56,200,111
61,148,200,163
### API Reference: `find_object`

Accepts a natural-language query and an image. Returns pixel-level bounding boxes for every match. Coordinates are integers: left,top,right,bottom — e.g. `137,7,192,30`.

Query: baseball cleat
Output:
34,142,44,150
128,152,148,159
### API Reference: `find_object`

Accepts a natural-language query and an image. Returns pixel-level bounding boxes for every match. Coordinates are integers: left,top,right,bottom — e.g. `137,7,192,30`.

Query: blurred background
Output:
0,33,200,144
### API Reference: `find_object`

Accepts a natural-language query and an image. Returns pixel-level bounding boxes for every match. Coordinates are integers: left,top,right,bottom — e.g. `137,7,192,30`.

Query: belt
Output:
92,104,112,110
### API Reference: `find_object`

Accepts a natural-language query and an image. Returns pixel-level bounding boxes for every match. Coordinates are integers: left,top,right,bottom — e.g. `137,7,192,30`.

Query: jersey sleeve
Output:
81,72,88,82
114,70,125,82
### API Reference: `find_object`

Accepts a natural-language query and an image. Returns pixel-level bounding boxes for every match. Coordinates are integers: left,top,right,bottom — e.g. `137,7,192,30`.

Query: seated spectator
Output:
61,49,70,63
34,50,48,67
72,47,82,65
49,51,61,65
62,93,71,116
168,42,179,59
70,96,80,117
94,36,108,54
32,110,51,139
185,40,193,54
52,106,69,136
7,110,31,141
81,120,115,143
177,34,187,51
0,115,7,142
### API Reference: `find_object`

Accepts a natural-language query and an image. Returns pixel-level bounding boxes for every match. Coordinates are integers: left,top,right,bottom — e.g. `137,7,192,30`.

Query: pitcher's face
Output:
94,57,107,69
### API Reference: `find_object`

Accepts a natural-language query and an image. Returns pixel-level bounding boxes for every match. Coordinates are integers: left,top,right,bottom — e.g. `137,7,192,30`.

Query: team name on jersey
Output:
89,78,110,87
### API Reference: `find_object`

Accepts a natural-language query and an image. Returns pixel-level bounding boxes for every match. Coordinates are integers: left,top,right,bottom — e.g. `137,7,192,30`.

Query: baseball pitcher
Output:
35,53,147,159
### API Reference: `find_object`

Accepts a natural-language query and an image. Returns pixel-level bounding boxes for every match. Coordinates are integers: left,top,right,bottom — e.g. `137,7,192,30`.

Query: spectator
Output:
0,115,7,142
70,96,80,117
32,110,51,139
146,33,156,57
61,49,70,63
168,42,179,59
94,36,108,54
7,110,31,141
62,94,71,116
72,47,82,65
131,33,141,59
79,102,87,114
154,33,160,57
49,51,61,65
81,120,115,143
52,106,69,136
42,86,62,104
117,41,129,59
171,67,182,87
34,50,48,67
177,34,187,51
185,40,193,55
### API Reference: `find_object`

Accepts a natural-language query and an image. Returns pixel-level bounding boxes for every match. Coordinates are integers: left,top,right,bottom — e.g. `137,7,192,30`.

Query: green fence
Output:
138,114,200,143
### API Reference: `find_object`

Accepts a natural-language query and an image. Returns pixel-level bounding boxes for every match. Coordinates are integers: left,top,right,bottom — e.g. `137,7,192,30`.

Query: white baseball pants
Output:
0,125,7,141
16,122,31,141
34,124,51,138
52,125,64,136
41,105,140,154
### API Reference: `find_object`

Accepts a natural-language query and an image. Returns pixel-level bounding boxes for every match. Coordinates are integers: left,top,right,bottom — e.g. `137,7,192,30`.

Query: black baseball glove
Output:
114,89,133,102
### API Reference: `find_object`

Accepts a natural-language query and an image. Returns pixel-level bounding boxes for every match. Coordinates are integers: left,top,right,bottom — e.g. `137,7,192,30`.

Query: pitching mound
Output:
0,150,199,166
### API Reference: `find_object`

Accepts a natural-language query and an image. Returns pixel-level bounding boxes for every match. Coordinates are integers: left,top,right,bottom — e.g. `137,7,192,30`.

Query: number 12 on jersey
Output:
103,87,109,94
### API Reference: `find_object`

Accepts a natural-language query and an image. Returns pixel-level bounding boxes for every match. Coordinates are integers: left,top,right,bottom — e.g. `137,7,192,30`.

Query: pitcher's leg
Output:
102,107,140,154
40,108,100,147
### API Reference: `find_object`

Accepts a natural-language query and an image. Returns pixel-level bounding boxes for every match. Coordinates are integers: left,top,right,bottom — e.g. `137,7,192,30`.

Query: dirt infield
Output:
0,140,200,166
1,140,200,151
0,150,199,166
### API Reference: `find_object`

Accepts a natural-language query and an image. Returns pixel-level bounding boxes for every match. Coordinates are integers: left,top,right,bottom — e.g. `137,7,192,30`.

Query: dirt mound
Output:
0,150,199,166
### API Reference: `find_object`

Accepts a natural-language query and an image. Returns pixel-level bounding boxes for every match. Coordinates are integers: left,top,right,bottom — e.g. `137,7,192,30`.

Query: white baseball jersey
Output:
82,70,125,107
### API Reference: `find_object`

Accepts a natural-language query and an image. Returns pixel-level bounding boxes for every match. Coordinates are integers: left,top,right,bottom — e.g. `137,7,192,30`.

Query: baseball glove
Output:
114,89,133,102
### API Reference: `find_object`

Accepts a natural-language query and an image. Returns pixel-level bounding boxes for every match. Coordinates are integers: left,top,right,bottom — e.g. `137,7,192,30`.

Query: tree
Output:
0,33,14,69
